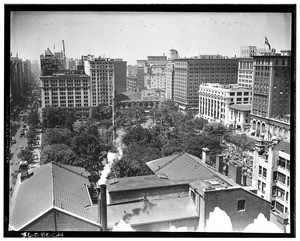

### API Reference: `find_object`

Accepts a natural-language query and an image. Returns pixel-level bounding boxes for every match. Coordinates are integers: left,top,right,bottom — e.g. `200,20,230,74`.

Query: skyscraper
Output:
174,55,239,110
250,51,291,140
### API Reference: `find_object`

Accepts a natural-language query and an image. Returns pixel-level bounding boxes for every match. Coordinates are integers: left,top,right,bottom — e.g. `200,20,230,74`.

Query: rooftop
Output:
146,152,238,187
274,141,290,155
9,162,98,231
229,104,252,112
87,196,198,229
106,175,189,193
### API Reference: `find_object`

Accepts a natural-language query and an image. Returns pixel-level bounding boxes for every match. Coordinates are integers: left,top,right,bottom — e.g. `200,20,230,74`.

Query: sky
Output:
10,11,292,65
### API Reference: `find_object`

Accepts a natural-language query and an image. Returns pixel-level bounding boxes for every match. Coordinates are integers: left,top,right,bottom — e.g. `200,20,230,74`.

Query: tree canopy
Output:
42,107,75,131
40,144,79,166
42,128,72,147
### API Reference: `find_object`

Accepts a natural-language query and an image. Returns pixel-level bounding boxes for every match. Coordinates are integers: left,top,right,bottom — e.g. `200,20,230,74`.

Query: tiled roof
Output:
229,104,252,112
274,141,290,155
146,153,221,181
10,163,98,231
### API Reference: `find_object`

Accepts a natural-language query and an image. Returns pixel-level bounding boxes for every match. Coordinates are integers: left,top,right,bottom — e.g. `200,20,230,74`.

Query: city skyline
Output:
11,11,292,65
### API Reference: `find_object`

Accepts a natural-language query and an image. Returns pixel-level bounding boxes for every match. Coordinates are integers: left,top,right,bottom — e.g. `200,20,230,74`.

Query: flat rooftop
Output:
86,196,198,229
106,175,189,193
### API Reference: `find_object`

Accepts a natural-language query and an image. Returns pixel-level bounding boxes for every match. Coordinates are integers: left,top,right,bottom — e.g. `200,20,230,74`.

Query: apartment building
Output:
198,83,252,125
252,140,291,219
174,55,238,110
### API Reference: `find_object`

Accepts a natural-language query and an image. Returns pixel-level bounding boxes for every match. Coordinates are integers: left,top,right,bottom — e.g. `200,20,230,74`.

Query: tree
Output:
109,144,160,178
71,132,106,182
122,125,153,147
91,103,112,124
26,126,36,146
28,107,40,128
40,144,79,166
18,146,34,164
42,128,72,147
42,107,75,131
203,122,228,136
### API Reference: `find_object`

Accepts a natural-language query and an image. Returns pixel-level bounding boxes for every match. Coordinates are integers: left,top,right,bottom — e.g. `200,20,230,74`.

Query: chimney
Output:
228,162,242,185
19,161,29,182
98,184,107,231
202,148,210,164
215,154,224,173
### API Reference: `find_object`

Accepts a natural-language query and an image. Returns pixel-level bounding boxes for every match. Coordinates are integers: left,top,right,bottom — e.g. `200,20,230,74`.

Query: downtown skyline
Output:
10,11,292,65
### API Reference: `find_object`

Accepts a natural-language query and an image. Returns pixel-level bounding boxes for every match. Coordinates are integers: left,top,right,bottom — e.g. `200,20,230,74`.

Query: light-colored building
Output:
240,46,257,58
87,57,126,107
198,83,252,125
252,140,290,220
165,61,175,99
238,58,254,88
145,65,166,90
40,72,91,117
228,104,252,131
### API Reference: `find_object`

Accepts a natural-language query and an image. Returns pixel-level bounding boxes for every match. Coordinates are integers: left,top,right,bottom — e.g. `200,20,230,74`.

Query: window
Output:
272,186,276,196
258,180,261,190
287,177,290,187
262,182,266,193
190,189,196,204
286,192,289,202
277,187,285,199
263,168,267,178
277,172,286,184
230,92,235,96
237,92,242,96
275,202,284,213
237,200,246,211
259,166,262,175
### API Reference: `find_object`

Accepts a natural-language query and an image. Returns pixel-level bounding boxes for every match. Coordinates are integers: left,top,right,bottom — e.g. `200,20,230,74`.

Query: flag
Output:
265,37,271,50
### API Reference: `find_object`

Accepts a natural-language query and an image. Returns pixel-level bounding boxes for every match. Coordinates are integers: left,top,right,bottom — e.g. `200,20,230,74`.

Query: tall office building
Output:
137,60,146,91
137,55,168,92
174,55,239,110
165,61,175,99
238,58,254,88
40,72,91,117
250,51,291,140
87,57,126,107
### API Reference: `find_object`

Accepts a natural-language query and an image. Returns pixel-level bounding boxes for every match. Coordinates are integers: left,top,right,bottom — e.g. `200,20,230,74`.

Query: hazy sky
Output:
10,11,292,65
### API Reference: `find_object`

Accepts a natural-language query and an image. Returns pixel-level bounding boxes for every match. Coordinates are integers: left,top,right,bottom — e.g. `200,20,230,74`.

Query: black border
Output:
4,4,296,238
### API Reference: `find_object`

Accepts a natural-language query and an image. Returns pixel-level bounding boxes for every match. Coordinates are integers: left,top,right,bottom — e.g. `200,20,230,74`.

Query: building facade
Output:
198,83,252,125
126,76,138,92
250,52,291,141
165,61,175,99
40,72,91,117
252,140,290,219
228,104,252,131
238,58,254,88
88,57,126,107
240,46,257,58
174,55,239,110
136,60,146,91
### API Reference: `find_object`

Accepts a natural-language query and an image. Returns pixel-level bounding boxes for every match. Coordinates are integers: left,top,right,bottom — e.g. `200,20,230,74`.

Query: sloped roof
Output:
146,153,229,182
10,163,99,231
274,141,290,155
